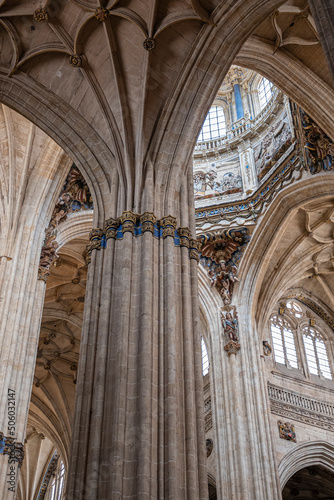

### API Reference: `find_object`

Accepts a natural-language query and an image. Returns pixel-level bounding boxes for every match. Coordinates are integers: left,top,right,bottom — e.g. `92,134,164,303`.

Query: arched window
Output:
46,459,66,500
270,315,298,369
258,77,273,110
201,337,209,376
302,326,332,379
198,106,226,142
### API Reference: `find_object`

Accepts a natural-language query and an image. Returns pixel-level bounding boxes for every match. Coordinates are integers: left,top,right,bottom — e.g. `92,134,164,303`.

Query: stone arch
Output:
0,76,118,224
278,441,334,488
235,37,334,140
238,176,334,335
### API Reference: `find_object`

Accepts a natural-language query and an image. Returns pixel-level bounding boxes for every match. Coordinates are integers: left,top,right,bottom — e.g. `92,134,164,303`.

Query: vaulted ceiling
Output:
0,0,331,215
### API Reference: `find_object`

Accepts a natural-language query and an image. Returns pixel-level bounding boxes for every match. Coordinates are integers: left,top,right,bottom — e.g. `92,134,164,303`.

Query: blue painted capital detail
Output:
0,432,24,468
86,212,199,263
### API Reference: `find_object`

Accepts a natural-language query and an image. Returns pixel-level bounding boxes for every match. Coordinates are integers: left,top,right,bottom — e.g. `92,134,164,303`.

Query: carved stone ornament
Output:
140,212,156,234
161,215,177,238
189,239,201,262
199,229,249,304
177,227,191,248
143,38,156,51
95,7,109,22
69,54,82,68
300,110,334,174
3,437,24,468
105,217,119,240
33,8,48,23
263,340,272,356
224,340,241,356
85,228,104,265
120,211,138,234
221,306,239,343
278,420,296,442
279,302,286,315
206,438,213,458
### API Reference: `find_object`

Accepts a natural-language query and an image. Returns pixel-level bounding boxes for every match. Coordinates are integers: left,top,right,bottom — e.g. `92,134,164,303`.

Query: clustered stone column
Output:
67,211,208,499
0,141,71,498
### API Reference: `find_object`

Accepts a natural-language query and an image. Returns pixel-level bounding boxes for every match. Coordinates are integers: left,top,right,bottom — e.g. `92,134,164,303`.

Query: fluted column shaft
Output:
67,214,207,499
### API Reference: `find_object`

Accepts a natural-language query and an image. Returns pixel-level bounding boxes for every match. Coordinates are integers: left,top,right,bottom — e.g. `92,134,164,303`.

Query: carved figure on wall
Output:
278,421,296,442
263,341,272,356
39,236,59,269
254,114,292,179
221,306,239,342
199,228,250,304
300,110,334,174
194,169,242,199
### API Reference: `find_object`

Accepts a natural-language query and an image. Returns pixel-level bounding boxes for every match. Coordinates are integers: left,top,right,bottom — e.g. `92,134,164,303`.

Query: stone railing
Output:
268,382,334,431
268,383,334,416
194,87,281,153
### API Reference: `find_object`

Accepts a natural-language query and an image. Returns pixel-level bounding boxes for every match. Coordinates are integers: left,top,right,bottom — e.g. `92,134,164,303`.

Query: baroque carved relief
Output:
254,112,293,179
299,110,334,174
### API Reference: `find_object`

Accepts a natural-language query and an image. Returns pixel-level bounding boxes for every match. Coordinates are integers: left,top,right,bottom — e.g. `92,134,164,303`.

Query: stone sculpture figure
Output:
221,307,239,342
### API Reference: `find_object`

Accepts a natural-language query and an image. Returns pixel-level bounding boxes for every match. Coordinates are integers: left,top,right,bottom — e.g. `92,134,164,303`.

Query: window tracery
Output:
270,300,332,381
302,326,332,380
45,459,65,500
270,315,299,369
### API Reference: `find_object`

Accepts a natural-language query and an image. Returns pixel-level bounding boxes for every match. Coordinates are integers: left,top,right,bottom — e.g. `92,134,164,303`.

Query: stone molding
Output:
278,441,334,488
85,211,199,264
268,383,334,431
37,451,60,500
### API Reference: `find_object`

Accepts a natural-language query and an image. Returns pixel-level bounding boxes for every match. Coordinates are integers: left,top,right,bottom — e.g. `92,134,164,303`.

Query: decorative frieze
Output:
37,451,60,499
195,153,302,227
85,212,199,263
268,383,334,431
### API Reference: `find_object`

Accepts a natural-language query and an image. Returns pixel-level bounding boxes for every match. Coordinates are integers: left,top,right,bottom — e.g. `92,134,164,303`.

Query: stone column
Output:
66,209,208,499
308,0,334,84
0,123,71,498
